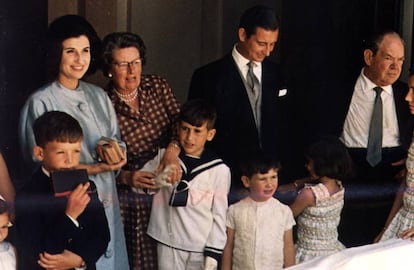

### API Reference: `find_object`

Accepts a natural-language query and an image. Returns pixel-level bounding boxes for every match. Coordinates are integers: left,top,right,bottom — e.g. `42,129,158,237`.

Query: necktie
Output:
246,62,259,100
366,87,383,166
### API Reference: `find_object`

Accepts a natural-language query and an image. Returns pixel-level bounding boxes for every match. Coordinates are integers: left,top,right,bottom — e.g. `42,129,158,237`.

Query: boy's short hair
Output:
240,151,281,178
179,99,217,130
0,199,8,215
305,136,352,180
33,111,83,148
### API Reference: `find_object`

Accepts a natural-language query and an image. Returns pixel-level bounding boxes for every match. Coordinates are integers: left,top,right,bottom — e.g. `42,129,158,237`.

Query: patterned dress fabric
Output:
380,141,414,241
295,182,345,263
106,74,180,270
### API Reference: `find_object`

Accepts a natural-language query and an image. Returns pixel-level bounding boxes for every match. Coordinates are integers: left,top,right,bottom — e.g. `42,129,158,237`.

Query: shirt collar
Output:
359,67,393,95
41,166,51,177
232,44,261,71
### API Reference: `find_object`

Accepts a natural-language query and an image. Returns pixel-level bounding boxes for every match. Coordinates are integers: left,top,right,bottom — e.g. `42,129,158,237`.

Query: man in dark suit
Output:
336,30,414,247
188,5,289,202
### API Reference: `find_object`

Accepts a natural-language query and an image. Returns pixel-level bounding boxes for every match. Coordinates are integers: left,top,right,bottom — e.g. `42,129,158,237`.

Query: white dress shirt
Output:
232,45,262,84
341,68,400,148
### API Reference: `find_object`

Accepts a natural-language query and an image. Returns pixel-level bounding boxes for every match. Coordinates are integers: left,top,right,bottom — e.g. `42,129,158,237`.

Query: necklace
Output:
114,88,138,103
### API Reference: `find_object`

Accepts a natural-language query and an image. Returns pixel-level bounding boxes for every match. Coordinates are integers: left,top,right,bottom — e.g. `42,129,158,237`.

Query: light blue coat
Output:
18,80,130,270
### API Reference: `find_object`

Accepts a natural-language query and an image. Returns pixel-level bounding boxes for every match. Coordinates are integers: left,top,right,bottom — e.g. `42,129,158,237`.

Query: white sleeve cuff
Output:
66,214,79,227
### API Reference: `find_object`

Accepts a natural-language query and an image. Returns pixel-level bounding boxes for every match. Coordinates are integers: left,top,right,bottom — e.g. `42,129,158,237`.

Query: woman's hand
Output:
77,157,127,175
118,170,156,189
399,227,414,240
38,250,83,270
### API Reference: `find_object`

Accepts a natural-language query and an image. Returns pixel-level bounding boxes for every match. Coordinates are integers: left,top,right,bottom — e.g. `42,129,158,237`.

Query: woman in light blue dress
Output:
18,15,129,270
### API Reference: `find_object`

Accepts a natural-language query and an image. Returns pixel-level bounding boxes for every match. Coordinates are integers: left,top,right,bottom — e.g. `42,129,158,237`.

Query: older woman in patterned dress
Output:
101,32,181,270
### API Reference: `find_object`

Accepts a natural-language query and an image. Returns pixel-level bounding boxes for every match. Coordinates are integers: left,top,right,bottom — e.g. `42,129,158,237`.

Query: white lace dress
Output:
295,182,345,263
380,141,414,241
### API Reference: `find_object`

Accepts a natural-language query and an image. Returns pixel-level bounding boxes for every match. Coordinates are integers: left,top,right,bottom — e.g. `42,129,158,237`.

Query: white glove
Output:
204,256,218,270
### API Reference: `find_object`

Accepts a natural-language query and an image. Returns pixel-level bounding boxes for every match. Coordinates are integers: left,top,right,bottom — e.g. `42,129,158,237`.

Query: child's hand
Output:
38,249,83,270
65,182,91,220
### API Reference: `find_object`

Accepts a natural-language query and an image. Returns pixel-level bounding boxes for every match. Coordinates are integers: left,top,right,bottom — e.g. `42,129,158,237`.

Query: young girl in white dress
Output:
290,137,352,263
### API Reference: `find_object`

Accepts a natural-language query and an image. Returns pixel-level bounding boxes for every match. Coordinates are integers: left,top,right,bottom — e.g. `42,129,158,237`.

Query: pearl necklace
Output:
114,88,138,103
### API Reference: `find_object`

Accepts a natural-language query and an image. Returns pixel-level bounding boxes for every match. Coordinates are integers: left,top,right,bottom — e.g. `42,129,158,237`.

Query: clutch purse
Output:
96,136,126,165
51,169,92,197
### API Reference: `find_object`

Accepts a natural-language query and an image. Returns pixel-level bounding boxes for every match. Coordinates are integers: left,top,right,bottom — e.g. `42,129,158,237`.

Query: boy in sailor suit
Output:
142,99,231,270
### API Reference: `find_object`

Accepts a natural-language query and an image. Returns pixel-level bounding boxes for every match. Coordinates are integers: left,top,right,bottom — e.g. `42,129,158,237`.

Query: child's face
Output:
33,140,82,172
178,121,216,157
0,213,10,242
242,168,278,202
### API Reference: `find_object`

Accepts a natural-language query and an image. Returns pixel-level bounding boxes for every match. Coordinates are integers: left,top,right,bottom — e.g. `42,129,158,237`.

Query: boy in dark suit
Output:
15,111,110,270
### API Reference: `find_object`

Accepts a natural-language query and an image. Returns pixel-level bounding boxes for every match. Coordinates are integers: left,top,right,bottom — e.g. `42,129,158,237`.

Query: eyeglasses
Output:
112,57,142,70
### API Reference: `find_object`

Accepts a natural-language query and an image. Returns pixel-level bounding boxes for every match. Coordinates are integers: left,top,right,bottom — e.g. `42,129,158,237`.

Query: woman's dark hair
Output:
239,5,280,38
46,14,101,81
101,32,147,77
305,136,352,180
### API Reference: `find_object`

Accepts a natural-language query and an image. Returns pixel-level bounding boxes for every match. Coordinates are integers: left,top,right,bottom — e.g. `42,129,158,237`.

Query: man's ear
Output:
33,146,44,161
206,128,216,141
238,28,247,42
363,49,374,66
241,175,250,189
